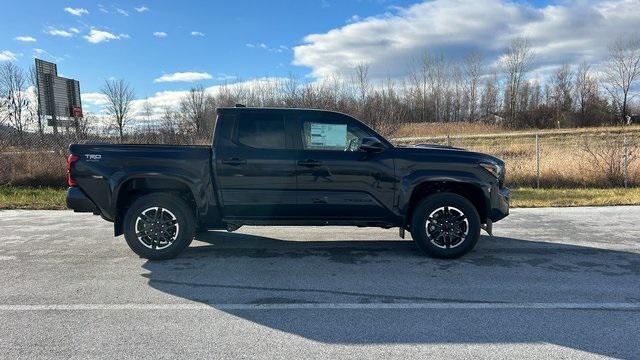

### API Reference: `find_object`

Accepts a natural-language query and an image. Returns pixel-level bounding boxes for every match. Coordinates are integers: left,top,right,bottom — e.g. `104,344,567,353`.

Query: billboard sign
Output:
35,59,82,127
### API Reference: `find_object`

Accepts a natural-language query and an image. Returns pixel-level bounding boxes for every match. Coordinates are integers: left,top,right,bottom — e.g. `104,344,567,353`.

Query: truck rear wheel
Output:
410,192,480,259
123,193,195,260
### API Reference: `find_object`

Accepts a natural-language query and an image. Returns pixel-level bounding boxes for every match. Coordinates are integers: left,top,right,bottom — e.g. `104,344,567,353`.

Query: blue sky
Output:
1,0,417,98
1,0,638,115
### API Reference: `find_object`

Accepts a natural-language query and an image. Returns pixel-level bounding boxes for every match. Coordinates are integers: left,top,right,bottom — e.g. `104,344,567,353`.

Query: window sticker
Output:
308,123,347,149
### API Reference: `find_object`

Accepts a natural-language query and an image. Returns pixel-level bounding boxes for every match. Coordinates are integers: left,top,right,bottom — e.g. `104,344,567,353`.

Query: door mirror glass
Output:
359,137,385,153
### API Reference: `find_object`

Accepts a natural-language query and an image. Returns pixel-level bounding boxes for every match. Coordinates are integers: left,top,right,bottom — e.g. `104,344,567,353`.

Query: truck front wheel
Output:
410,192,481,258
123,193,195,260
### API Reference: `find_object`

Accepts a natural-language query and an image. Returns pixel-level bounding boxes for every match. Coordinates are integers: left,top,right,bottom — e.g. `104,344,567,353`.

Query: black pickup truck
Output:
67,107,509,259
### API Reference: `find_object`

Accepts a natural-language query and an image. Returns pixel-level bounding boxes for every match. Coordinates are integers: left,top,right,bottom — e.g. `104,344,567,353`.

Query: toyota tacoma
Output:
67,107,509,259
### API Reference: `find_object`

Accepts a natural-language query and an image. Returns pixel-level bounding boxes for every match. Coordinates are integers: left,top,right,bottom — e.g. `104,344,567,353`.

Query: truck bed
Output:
68,143,214,223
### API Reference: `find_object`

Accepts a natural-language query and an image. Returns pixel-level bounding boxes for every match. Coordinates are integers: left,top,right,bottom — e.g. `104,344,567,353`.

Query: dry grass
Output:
393,123,640,141
0,151,67,187
2,123,640,189
391,124,640,188
511,187,640,208
456,134,640,188
392,122,505,138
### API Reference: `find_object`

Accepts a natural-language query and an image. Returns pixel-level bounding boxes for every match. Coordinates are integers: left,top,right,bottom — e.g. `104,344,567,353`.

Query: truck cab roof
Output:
216,106,347,117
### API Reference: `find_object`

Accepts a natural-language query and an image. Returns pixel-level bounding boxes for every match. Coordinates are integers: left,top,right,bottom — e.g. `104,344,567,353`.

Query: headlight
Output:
480,162,503,178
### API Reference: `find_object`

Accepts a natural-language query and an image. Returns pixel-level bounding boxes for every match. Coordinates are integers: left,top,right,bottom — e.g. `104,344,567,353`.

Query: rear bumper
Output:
66,187,98,213
489,186,510,222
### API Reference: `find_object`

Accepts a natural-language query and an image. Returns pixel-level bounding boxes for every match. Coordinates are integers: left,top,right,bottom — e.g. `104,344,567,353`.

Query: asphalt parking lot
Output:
1,207,639,359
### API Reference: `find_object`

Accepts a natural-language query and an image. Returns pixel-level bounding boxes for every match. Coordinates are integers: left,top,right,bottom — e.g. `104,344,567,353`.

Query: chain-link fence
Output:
1,127,639,188
394,129,640,188
0,129,207,187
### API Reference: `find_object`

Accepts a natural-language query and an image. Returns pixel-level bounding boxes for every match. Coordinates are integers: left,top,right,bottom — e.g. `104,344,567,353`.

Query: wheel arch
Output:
405,180,488,227
113,175,198,236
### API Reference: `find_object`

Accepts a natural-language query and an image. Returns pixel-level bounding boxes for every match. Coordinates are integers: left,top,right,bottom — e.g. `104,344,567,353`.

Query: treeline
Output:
149,37,640,139
1,36,639,143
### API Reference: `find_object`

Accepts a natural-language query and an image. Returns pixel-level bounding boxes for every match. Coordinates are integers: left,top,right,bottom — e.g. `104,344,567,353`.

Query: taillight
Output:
67,154,80,187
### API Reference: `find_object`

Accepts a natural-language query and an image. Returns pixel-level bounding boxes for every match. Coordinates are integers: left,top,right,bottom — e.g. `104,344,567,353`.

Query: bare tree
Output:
28,65,45,136
428,53,449,122
101,79,135,141
480,71,500,118
451,61,465,122
529,79,542,110
353,63,371,123
463,52,483,121
0,62,33,143
179,86,210,137
140,98,154,133
282,72,300,107
75,113,93,138
408,54,430,121
550,63,574,118
574,61,598,126
502,37,535,127
602,36,640,124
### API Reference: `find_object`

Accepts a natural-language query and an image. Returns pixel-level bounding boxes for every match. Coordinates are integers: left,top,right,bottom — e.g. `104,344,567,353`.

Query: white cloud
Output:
293,0,640,80
119,33,131,39
69,27,80,34
116,8,129,16
135,6,149,12
246,43,268,49
215,73,237,81
191,31,205,37
128,77,288,119
47,27,74,37
14,36,36,42
98,4,108,13
84,29,121,44
346,15,361,23
0,50,18,61
246,42,288,53
82,92,109,106
153,32,167,38
64,7,88,16
83,78,288,123
154,72,213,83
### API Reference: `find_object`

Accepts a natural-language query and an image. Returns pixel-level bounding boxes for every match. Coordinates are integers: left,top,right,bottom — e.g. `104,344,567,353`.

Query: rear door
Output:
214,111,298,219
294,112,397,220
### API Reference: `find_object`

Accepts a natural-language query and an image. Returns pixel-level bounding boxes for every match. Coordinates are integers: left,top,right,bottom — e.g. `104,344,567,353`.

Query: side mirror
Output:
359,137,385,153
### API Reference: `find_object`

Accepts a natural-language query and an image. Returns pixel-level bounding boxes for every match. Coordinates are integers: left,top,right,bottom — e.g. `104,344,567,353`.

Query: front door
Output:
294,112,397,220
215,111,298,219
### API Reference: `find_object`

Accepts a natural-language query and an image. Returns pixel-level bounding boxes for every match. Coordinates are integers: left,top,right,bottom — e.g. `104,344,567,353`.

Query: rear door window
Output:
236,113,286,149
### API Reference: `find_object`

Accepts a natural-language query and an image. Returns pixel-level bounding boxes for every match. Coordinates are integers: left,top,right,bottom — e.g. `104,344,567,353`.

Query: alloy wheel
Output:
425,206,469,249
134,207,180,250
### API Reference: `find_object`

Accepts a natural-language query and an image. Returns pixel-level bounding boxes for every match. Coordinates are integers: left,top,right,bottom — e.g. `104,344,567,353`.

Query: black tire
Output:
123,193,195,260
410,192,481,259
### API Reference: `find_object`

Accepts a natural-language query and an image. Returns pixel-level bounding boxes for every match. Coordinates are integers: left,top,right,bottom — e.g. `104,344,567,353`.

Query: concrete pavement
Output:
0,207,639,359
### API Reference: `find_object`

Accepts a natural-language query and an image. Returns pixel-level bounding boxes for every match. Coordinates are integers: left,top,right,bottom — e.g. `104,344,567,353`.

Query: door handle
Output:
297,159,322,167
222,158,246,166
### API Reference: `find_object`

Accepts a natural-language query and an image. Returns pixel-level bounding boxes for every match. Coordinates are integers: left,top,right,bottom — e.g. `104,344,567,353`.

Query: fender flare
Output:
398,170,490,222
110,172,203,236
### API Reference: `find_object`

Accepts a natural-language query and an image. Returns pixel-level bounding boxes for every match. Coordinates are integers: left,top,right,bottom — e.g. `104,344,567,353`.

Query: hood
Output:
397,143,504,166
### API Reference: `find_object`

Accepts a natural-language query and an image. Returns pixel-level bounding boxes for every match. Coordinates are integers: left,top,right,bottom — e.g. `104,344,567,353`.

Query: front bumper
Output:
489,186,510,222
66,187,98,213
